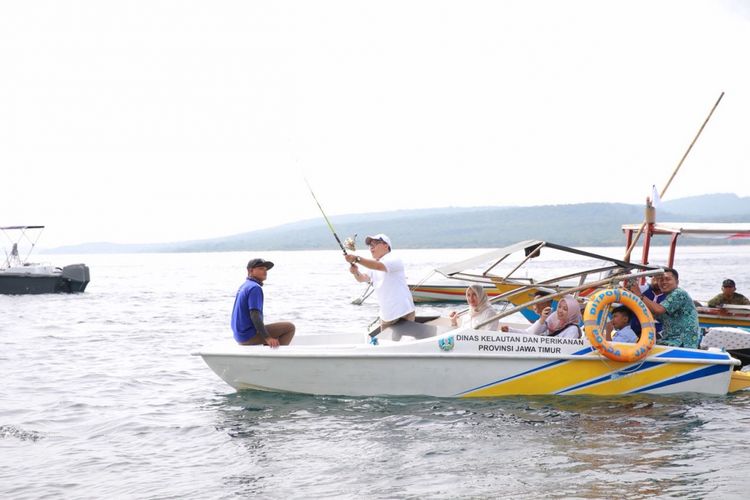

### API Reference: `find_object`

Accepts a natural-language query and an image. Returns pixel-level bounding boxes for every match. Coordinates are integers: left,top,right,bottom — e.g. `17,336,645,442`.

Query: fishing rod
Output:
303,177,348,255
623,91,725,263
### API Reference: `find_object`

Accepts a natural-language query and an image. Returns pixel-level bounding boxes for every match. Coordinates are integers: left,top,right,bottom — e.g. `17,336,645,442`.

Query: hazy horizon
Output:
3,1,750,247
27,192,750,252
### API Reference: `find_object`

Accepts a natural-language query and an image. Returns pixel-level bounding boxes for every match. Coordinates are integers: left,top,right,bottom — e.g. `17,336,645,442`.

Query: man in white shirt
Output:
345,233,416,329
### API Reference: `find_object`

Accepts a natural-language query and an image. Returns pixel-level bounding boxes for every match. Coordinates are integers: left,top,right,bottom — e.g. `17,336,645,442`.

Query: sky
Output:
2,0,750,248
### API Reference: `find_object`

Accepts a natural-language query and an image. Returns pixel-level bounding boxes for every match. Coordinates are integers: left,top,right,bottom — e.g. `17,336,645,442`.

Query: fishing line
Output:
303,177,348,255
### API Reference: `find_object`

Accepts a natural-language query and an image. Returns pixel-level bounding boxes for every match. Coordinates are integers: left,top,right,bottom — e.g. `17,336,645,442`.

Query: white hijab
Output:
465,285,498,330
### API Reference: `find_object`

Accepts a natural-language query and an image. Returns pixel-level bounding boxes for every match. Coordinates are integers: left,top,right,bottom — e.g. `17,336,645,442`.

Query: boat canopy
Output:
2,226,46,268
622,222,750,239
435,240,543,276
435,240,655,278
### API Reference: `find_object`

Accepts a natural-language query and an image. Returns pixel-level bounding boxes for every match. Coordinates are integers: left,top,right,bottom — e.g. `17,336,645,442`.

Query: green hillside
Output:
46,194,750,253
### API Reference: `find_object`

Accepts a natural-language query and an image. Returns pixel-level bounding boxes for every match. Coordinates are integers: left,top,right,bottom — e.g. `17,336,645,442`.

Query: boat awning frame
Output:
0,225,45,230
621,222,750,239
436,240,656,278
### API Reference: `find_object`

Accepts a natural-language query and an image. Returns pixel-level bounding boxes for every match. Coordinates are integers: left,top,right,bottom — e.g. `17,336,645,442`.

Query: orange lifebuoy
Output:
583,287,656,363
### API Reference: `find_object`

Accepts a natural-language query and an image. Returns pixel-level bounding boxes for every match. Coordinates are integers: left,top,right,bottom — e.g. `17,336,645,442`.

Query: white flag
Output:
651,184,662,208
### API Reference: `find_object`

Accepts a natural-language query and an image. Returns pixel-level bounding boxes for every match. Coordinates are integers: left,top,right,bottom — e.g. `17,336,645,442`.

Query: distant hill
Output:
660,193,750,216
45,193,750,253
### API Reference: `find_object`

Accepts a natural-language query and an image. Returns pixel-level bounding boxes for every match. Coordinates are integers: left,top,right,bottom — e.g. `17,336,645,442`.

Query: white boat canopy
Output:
435,240,543,277
435,240,654,278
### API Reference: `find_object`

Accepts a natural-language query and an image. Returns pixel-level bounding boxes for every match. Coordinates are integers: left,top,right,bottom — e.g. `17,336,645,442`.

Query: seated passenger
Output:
527,294,582,339
707,279,750,307
628,267,700,349
624,274,665,339
449,284,499,330
501,291,552,333
606,306,638,343
640,275,665,338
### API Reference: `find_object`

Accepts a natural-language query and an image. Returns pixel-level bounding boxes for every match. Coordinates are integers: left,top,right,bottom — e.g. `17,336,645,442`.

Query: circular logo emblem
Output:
439,336,455,351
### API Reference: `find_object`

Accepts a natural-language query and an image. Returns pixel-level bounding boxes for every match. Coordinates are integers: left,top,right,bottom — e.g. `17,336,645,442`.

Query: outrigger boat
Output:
410,283,509,303
0,226,90,294
622,220,750,331
404,219,750,331
195,240,750,397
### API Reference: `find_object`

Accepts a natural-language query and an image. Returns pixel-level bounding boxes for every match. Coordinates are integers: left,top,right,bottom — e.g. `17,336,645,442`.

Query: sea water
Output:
2,246,750,498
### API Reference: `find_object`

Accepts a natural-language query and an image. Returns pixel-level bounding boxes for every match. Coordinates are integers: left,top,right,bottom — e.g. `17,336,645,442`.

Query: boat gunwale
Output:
193,349,739,366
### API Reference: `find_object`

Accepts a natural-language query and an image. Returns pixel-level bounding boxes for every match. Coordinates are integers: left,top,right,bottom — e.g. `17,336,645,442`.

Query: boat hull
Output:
195,332,738,397
0,264,90,294
696,307,750,331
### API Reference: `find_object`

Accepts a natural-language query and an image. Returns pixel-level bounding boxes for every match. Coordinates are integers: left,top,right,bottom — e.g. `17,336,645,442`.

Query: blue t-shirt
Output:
231,278,264,343
630,286,665,337
643,287,665,335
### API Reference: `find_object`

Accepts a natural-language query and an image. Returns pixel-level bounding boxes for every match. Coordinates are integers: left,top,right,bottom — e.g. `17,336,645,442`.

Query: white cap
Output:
365,233,392,249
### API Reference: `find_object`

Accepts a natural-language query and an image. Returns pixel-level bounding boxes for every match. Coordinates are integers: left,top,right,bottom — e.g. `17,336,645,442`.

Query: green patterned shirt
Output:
657,288,701,349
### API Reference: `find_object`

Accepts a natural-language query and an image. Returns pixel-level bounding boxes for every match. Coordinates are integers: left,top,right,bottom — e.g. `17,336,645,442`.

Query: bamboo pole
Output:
623,91,725,263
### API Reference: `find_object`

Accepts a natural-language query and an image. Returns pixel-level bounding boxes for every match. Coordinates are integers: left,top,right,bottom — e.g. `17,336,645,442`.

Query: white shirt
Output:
364,252,415,322
461,306,499,331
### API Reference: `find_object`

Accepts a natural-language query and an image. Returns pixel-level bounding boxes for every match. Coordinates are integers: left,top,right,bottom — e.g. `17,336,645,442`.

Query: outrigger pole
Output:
623,91,725,263
303,177,348,255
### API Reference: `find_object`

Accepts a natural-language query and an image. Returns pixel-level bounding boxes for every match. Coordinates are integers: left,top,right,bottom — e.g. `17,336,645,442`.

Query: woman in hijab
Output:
543,294,582,339
526,294,582,338
449,284,499,331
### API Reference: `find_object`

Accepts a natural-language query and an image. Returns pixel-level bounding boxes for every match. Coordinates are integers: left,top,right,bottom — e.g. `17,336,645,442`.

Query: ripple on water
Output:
0,425,44,442
4,249,750,499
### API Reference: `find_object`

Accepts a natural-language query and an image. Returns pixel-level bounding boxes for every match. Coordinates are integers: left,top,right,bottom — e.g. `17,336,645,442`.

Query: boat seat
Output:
380,320,439,342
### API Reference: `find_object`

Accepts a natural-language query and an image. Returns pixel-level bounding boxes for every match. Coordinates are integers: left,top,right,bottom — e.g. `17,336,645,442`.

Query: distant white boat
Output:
0,226,90,294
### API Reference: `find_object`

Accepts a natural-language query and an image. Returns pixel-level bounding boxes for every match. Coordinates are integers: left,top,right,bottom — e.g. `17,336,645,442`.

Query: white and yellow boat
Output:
195,240,750,397
194,321,750,397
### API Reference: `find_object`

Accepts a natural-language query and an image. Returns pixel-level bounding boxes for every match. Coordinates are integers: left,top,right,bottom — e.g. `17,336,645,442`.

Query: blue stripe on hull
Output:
633,363,731,393
654,349,731,361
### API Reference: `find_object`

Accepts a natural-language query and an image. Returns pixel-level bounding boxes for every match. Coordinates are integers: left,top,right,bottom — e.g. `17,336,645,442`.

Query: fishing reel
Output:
343,234,357,252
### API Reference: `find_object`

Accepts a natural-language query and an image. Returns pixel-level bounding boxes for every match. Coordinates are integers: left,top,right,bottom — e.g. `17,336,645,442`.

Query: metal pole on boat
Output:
303,177,349,255
623,91,725,262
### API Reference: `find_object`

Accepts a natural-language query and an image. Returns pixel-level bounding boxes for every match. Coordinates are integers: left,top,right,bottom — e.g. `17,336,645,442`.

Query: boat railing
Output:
473,268,665,330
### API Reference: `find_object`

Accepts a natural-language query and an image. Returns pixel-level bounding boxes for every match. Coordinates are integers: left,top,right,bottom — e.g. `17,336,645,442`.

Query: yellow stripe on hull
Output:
699,315,750,328
462,353,615,397
729,371,750,392
461,347,713,397
565,360,704,395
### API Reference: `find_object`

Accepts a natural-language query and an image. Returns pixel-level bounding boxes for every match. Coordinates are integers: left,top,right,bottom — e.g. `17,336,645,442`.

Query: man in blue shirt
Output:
629,275,665,339
231,258,295,347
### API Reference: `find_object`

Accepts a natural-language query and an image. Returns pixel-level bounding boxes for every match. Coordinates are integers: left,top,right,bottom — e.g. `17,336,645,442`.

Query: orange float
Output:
583,287,656,362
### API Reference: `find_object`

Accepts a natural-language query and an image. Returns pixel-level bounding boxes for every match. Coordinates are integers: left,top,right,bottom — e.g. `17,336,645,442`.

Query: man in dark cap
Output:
231,258,295,347
707,279,750,308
